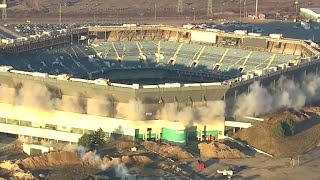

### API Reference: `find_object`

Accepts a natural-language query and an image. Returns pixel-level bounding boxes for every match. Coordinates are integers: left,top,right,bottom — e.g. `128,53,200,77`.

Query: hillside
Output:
7,0,320,20
234,107,320,157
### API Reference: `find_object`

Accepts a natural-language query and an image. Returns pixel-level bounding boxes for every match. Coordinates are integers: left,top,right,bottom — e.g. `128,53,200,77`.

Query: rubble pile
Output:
0,161,34,179
158,163,191,178
198,142,247,158
144,141,193,160
18,151,82,169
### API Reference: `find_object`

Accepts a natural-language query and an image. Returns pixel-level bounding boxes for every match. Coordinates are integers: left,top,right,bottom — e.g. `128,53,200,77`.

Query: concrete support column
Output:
234,90,237,101
316,67,318,75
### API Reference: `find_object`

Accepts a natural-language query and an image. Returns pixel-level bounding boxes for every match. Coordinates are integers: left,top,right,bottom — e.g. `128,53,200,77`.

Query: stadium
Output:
0,24,319,145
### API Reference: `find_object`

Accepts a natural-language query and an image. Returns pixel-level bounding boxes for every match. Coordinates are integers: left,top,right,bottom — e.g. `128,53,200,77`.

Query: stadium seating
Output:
0,40,299,79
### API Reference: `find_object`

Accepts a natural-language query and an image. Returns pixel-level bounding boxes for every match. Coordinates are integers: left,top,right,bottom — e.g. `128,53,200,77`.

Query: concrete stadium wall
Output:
0,71,230,104
224,56,320,116
0,102,225,143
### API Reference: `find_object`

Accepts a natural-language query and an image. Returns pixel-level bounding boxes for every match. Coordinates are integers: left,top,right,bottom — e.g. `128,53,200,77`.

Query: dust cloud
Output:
87,98,113,116
56,95,87,114
123,99,146,120
234,74,320,117
64,144,129,176
0,81,226,124
0,82,116,118
16,83,55,110
160,101,226,126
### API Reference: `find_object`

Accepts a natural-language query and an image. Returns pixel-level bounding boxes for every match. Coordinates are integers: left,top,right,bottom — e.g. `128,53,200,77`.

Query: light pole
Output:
244,0,247,18
154,3,157,21
240,0,242,22
193,8,196,21
59,3,62,25
295,0,299,18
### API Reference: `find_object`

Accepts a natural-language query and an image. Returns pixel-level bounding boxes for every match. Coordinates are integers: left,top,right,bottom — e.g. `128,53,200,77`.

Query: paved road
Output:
179,148,320,179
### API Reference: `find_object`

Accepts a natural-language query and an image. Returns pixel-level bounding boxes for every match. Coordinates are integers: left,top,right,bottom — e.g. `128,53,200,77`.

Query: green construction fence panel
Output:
161,128,186,142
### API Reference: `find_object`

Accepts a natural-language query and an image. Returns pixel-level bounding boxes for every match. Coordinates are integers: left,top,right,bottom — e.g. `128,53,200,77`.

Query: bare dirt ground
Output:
1,134,320,179
234,106,320,157
5,0,320,24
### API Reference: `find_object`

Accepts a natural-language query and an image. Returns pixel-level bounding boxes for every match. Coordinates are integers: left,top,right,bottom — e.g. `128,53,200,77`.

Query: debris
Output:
217,169,234,179
144,141,193,160
198,142,246,158
131,147,137,152
18,151,82,169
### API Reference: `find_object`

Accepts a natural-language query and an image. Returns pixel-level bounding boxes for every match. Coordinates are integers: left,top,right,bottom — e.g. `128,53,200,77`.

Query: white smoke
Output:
234,74,320,117
0,82,117,117
63,144,129,177
114,163,129,177
56,95,87,114
15,83,55,110
87,97,113,116
160,101,225,126
124,99,146,120
0,84,15,104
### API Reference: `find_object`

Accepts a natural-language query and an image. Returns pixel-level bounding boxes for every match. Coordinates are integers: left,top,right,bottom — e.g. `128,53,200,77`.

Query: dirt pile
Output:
18,151,82,169
0,161,21,171
0,161,34,179
158,163,191,178
198,142,247,158
131,155,153,165
143,141,193,160
82,151,153,169
235,107,320,157
101,155,152,166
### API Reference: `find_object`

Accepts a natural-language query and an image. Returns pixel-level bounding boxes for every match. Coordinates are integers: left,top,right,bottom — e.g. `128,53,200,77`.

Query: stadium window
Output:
45,124,57,130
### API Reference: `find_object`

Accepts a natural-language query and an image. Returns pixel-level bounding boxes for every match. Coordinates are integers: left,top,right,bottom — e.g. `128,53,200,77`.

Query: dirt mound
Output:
13,171,34,179
143,141,193,160
18,151,82,169
198,142,247,158
101,155,152,166
158,163,191,178
0,161,21,171
235,108,320,157
115,141,134,150
82,151,152,169
0,161,35,179
102,140,134,151
132,156,152,166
